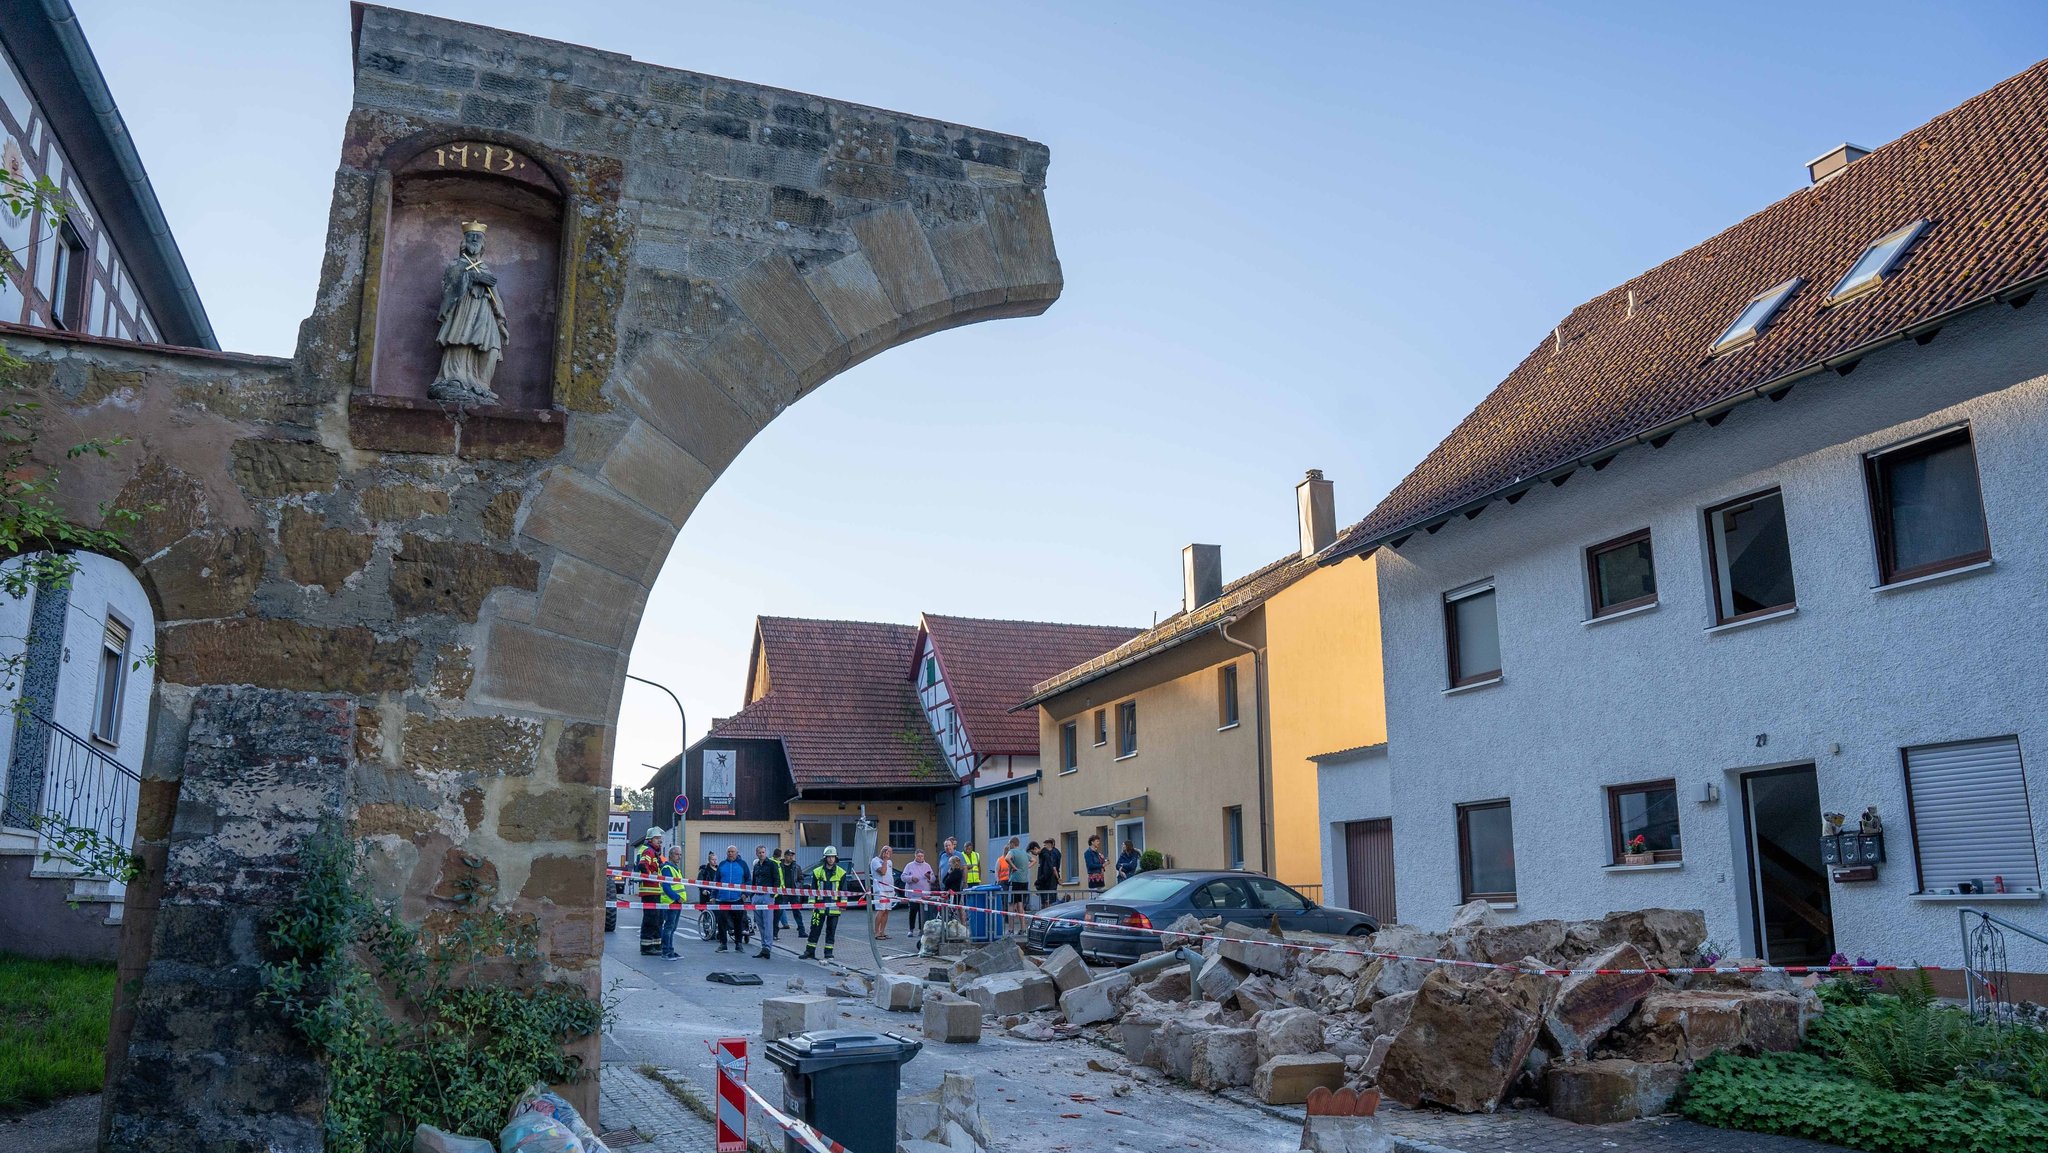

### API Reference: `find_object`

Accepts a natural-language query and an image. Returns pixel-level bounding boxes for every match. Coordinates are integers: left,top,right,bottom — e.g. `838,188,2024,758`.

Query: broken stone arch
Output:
3,6,1063,1147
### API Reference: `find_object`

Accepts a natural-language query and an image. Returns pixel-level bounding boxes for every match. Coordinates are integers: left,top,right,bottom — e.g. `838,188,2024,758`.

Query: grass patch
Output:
0,953,115,1114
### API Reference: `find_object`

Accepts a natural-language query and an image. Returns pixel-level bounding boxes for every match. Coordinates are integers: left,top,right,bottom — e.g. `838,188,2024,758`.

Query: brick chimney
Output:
1296,469,1335,558
1182,544,1222,613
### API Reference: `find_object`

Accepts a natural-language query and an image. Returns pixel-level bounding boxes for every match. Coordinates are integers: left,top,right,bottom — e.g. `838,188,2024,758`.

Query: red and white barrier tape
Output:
734,1070,844,1153
609,868,870,901
608,899,867,911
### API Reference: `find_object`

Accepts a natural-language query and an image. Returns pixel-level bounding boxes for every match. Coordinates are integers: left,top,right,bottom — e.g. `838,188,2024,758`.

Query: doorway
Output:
1344,818,1397,924
1741,766,1835,964
1115,818,1146,858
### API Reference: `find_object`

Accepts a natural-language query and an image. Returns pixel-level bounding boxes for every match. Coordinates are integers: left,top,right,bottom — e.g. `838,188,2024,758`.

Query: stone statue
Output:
429,220,509,404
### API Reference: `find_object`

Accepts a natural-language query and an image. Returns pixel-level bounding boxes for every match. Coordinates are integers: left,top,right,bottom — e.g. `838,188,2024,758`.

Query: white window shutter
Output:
1905,737,2042,892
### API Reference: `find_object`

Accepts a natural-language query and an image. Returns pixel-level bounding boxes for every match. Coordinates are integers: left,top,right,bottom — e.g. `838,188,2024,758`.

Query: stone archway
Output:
7,7,1059,1148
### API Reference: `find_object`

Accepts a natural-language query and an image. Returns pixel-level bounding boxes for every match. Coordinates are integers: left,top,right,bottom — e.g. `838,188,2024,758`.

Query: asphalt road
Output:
598,907,1303,1152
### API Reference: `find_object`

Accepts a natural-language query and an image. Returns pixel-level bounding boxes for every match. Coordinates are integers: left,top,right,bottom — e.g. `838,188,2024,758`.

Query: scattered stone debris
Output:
898,1071,992,1153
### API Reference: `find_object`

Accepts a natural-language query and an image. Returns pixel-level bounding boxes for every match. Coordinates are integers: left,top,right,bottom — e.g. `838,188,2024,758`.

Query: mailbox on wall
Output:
1822,831,1885,882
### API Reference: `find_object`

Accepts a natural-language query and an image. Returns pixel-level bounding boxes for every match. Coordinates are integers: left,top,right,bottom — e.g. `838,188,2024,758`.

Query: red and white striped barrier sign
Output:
715,1036,747,1153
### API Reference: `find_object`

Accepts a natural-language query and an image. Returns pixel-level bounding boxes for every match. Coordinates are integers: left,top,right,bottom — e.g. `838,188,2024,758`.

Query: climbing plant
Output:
261,829,611,1153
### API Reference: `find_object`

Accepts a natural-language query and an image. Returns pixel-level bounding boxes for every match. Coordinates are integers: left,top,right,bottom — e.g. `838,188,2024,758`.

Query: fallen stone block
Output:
1545,1058,1687,1124
875,973,926,1012
1305,943,1371,979
1366,990,1415,1038
1121,1015,1165,1066
1009,1018,1057,1041
1603,908,1708,969
1191,1026,1260,1090
1158,1016,1225,1081
1139,965,1193,1002
762,994,838,1042
921,992,983,1043
1447,900,1498,930
1040,944,1093,994
1623,988,1805,1062
1058,972,1132,1026
899,1071,991,1151
958,970,1057,1017
1230,975,1281,1015
1358,925,1446,994
1220,922,1295,976
949,937,1028,986
1256,1006,1326,1065
1377,969,1539,1114
1161,912,1217,948
1454,918,1570,966
1254,1053,1345,1105
1358,1034,1394,1082
1544,942,1654,1057
1196,954,1250,1001
1299,1115,1395,1153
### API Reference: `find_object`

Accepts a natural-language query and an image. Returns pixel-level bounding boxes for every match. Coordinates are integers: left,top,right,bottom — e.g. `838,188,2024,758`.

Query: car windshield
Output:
1096,875,1191,904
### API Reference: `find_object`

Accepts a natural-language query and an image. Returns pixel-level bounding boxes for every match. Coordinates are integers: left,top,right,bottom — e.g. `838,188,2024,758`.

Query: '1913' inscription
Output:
433,143,526,173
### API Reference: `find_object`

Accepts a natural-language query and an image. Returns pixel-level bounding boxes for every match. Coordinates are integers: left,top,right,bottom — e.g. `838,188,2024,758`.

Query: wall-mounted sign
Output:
703,749,737,816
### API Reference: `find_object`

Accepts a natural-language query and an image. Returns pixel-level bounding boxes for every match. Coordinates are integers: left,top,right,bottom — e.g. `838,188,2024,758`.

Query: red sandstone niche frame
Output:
349,127,579,455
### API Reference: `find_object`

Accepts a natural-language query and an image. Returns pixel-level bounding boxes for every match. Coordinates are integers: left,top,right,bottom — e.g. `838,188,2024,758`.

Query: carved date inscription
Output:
432,142,527,173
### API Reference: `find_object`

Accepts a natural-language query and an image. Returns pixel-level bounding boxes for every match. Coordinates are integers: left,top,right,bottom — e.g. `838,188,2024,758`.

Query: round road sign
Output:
674,794,689,815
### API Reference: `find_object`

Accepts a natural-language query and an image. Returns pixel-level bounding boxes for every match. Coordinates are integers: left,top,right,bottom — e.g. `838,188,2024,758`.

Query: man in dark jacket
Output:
750,844,781,958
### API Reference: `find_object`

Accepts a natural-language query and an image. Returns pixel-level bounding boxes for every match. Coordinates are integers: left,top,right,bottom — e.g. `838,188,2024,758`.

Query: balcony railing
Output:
26,710,140,878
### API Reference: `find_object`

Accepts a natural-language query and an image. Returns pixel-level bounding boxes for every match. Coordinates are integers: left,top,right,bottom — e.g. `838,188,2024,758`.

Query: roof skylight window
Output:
1713,277,1801,353
1829,220,1927,303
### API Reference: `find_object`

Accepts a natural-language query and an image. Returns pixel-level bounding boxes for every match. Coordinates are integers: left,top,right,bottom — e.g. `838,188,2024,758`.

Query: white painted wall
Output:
1317,745,1389,910
1340,299,2048,973
0,552,155,891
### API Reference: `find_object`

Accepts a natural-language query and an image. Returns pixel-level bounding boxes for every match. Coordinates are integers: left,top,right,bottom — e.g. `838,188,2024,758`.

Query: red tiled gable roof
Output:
1333,59,2048,555
707,616,946,792
1019,550,1322,708
918,614,1143,756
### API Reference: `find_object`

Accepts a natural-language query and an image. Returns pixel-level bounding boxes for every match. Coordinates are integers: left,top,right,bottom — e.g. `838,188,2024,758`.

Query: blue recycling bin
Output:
962,882,1006,942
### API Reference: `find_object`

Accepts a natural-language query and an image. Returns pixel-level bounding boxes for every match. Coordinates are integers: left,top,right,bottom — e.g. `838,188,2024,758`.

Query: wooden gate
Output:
1344,819,1396,924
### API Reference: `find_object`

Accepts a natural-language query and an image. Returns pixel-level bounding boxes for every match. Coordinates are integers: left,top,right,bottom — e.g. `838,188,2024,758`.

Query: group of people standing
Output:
866,832,1148,937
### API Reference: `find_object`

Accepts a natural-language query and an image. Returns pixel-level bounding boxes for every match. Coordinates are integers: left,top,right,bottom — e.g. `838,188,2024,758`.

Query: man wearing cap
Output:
800,847,855,962
635,831,666,956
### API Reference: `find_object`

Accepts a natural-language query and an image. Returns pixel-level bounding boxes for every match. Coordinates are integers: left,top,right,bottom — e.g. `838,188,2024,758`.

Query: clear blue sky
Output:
77,1,2048,787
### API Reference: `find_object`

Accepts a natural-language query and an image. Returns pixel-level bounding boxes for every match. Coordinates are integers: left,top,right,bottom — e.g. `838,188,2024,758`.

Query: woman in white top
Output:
899,849,935,934
870,845,897,939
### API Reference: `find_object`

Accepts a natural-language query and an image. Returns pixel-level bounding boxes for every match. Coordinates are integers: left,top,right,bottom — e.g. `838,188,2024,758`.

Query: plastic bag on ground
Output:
497,1113,581,1153
505,1083,609,1153
414,1124,495,1153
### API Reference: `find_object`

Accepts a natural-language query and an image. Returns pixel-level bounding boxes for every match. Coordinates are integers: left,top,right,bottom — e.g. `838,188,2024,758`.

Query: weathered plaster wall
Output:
1351,297,2048,974
5,4,1061,1147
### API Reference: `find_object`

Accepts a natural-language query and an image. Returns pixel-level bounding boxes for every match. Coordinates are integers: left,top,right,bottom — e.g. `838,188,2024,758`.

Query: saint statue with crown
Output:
429,219,509,404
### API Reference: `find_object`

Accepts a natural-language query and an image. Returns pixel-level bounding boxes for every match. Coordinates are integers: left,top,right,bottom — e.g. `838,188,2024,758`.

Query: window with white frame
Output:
1218,663,1240,728
1904,737,2041,894
987,792,1029,841
92,615,130,745
1059,721,1078,773
1443,582,1500,687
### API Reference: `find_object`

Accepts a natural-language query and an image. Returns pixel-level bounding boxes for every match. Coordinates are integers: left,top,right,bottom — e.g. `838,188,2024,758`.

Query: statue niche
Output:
366,140,564,411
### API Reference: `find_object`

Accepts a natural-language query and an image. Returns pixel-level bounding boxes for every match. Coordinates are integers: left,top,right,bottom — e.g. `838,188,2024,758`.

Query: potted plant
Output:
1622,835,1655,866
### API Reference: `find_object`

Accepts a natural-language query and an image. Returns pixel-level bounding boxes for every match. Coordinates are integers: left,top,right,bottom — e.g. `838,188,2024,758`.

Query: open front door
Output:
1742,766,1836,964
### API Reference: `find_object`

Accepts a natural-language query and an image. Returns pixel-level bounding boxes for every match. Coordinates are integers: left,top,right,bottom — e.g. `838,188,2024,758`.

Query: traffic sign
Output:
674,794,690,815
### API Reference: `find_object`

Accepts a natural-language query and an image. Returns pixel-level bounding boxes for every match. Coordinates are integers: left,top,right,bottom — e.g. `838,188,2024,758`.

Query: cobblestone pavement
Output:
597,1064,717,1152
1376,1103,1859,1153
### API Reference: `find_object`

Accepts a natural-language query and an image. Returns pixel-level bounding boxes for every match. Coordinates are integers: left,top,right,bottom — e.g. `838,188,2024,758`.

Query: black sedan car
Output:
1077,870,1376,965
1024,900,1091,953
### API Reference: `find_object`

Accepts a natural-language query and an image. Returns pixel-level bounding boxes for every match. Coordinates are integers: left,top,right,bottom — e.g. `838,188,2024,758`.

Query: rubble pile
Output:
902,903,1817,1125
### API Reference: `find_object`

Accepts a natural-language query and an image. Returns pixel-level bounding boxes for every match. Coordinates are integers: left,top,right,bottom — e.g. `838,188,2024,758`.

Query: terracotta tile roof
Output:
918,614,1143,756
707,616,947,792
1018,551,1322,708
1333,59,2048,556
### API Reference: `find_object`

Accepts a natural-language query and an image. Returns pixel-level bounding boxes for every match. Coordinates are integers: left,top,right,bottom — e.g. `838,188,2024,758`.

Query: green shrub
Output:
262,830,610,1153
1683,1050,2048,1153
0,954,115,1113
1138,849,1164,873
1811,969,1988,1093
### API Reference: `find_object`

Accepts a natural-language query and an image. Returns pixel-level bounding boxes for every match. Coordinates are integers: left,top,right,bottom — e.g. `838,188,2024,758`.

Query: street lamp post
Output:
626,673,688,839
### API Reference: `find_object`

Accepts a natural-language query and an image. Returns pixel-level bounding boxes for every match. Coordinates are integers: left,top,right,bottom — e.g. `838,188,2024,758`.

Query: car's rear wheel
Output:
1346,925,1373,937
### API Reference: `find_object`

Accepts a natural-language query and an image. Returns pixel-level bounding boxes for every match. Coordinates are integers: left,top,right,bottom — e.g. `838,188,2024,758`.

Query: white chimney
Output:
1807,143,1870,185
1182,544,1222,614
1296,469,1335,558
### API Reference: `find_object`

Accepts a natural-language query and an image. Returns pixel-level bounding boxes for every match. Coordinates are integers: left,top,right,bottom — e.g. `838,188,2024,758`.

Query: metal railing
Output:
1959,906,2048,1025
27,710,140,877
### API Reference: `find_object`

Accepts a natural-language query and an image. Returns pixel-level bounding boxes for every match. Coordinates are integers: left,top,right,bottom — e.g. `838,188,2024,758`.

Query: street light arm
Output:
626,673,689,744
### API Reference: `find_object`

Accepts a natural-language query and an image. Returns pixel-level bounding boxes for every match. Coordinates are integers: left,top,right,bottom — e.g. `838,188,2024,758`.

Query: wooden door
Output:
1344,818,1396,924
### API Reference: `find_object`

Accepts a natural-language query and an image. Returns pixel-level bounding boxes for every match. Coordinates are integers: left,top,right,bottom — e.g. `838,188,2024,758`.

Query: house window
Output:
1224,806,1244,870
987,793,1029,841
1061,831,1080,883
923,656,938,687
944,706,959,747
1705,489,1796,624
1218,663,1240,729
1829,220,1927,303
92,616,130,745
1443,583,1500,687
1866,427,1990,584
1607,780,1681,863
1093,709,1107,746
797,820,834,847
889,819,917,852
1059,722,1079,773
839,821,858,849
1457,800,1516,903
1586,529,1656,617
50,222,87,331
1115,701,1137,757
1713,277,1802,353
1903,737,2040,894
